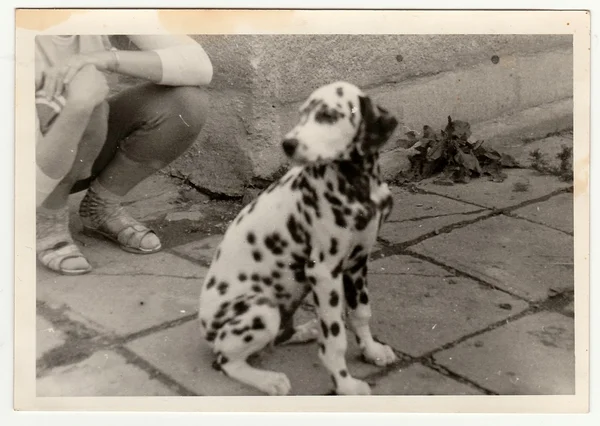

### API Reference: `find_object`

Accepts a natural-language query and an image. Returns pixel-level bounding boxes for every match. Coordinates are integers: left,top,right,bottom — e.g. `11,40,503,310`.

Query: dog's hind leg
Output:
213,298,291,395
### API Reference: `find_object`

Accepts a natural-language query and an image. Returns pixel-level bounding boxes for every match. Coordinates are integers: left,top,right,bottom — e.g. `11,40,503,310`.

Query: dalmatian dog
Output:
198,81,399,395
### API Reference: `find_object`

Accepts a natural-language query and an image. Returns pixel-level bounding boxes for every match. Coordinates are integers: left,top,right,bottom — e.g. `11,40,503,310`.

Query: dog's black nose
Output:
282,138,299,156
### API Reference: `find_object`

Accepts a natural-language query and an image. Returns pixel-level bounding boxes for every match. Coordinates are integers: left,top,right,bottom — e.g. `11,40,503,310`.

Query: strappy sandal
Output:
37,240,93,275
81,215,162,254
79,187,162,255
36,207,92,275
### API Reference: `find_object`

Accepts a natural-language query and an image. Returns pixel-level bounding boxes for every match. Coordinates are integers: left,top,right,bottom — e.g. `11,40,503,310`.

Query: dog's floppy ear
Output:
358,95,398,151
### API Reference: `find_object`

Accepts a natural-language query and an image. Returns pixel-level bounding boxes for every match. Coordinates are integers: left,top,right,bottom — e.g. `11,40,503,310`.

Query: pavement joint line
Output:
371,186,572,265
404,250,532,303
418,289,573,360
503,211,574,236
92,272,202,281
118,312,199,345
165,247,212,268
384,208,489,224
418,357,498,395
363,289,573,395
112,346,200,396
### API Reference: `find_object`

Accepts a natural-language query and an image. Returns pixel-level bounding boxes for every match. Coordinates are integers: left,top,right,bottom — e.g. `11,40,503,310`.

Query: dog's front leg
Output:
309,263,371,395
343,256,397,367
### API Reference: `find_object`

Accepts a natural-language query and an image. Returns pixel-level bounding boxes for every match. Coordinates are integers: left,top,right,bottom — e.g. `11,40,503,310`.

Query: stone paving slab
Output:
410,215,574,301
126,318,382,396
36,316,66,360
37,350,177,397
367,255,529,356
372,363,484,395
512,192,573,234
37,259,207,336
170,235,225,264
433,312,575,395
415,169,571,210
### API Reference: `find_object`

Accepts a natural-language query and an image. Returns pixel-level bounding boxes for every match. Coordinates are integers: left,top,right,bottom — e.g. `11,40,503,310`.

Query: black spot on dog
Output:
274,284,284,292
219,331,227,340
355,277,364,290
343,275,358,310
252,316,266,330
359,292,369,305
233,301,249,316
350,245,363,259
200,319,207,328
215,249,221,260
206,331,216,342
262,276,273,286
329,290,339,307
272,270,281,279
304,211,312,225
313,292,320,306
217,282,229,295
251,284,263,293
332,208,347,228
330,322,341,337
319,252,325,262
336,86,344,97
252,250,262,262
206,276,216,290
350,256,367,274
243,335,254,343
330,237,338,255
276,261,285,269
331,260,344,278
251,273,260,281
326,181,334,191
340,369,348,378
319,343,326,353
308,276,317,286
247,232,256,244
238,273,247,282
320,320,329,338
232,326,250,336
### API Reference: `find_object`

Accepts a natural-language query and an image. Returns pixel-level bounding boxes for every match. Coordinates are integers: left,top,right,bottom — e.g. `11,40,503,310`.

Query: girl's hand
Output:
41,52,115,100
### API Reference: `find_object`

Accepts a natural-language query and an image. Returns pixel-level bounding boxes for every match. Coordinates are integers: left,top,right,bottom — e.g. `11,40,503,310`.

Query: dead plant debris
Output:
395,116,521,185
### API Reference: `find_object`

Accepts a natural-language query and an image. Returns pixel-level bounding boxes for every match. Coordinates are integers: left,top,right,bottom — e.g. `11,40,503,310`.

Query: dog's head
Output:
281,81,398,164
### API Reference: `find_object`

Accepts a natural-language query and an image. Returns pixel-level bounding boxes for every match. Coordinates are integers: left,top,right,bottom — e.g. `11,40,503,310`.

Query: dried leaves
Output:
397,116,520,185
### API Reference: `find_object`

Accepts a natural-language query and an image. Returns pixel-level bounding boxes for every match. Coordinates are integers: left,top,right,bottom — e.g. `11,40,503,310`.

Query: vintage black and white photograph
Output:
14,8,590,412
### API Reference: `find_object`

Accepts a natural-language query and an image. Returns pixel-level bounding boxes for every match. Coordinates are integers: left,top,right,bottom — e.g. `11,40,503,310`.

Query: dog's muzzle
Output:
282,138,299,157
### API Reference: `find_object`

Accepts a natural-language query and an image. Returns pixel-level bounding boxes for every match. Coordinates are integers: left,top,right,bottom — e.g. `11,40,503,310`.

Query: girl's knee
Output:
168,87,209,136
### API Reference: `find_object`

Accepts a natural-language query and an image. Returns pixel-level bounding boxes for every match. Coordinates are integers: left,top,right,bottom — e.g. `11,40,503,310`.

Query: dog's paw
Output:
256,371,292,396
363,341,397,366
336,377,371,395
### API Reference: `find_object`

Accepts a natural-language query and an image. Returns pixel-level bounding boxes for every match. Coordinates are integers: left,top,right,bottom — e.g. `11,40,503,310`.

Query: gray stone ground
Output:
36,134,574,397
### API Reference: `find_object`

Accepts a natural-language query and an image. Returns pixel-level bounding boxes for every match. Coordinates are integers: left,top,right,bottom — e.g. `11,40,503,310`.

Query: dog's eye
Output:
315,109,341,124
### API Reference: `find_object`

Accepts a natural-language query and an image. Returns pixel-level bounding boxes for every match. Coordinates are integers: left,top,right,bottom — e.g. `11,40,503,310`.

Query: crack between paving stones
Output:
404,250,531,302
370,272,455,278
92,272,203,280
384,208,489,224
362,289,572,395
504,212,574,236
118,312,199,344
165,248,212,268
113,346,199,396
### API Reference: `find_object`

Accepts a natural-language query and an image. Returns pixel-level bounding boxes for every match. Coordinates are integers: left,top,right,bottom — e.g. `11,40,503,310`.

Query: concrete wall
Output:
169,35,573,196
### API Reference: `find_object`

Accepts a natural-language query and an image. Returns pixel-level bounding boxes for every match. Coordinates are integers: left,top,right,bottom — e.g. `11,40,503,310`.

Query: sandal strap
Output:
38,241,87,271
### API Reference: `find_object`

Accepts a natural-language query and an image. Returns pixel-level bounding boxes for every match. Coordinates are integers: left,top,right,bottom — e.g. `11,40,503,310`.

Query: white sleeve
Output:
126,35,213,86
